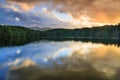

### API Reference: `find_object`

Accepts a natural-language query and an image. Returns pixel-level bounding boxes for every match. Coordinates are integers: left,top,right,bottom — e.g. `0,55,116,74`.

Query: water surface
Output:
0,40,120,80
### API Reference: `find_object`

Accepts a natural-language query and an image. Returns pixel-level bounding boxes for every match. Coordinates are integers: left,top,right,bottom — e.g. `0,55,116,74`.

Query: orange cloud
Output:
18,3,34,11
7,0,120,24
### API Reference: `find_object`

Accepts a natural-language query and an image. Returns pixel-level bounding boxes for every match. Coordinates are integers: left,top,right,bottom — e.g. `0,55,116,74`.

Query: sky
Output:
0,0,120,28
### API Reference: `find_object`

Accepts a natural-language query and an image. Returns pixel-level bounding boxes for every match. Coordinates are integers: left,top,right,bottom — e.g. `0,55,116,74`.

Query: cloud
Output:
69,44,120,77
0,2,73,28
7,0,120,24
2,40,120,80
8,58,109,80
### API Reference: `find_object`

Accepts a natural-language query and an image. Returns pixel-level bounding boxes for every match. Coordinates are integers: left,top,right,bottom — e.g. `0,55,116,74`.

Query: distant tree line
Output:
0,25,41,38
0,23,120,43
40,23,120,39
0,24,120,47
0,25,41,46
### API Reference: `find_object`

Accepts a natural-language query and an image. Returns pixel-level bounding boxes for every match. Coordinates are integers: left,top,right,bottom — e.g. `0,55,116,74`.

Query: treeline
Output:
0,23,120,43
0,25,41,38
0,24,120,47
40,23,120,39
0,25,41,46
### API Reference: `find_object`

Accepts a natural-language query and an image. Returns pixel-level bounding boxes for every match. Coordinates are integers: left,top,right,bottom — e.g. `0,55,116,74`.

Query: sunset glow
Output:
0,0,120,28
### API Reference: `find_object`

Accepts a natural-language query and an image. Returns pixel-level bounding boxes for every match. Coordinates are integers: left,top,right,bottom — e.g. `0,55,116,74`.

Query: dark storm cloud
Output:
7,0,120,23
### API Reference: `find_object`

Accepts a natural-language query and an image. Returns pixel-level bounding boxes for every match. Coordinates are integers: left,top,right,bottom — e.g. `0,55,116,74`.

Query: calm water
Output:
0,40,120,80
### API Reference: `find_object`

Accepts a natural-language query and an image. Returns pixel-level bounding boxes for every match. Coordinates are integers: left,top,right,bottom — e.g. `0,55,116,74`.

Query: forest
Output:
41,23,120,39
0,23,120,46
0,25,41,46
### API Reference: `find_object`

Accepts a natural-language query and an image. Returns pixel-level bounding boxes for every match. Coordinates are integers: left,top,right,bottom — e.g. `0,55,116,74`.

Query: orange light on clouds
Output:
7,0,120,28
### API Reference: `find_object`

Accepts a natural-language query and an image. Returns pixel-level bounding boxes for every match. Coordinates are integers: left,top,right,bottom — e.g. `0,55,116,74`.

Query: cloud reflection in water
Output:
0,41,120,80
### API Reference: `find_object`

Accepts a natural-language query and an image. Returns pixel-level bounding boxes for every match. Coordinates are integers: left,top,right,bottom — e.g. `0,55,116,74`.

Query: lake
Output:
0,39,120,80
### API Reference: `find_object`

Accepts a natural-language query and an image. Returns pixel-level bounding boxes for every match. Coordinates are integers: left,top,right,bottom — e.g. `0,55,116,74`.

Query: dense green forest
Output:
0,24,120,47
0,24,120,44
0,25,41,46
41,23,120,39
0,25,41,39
